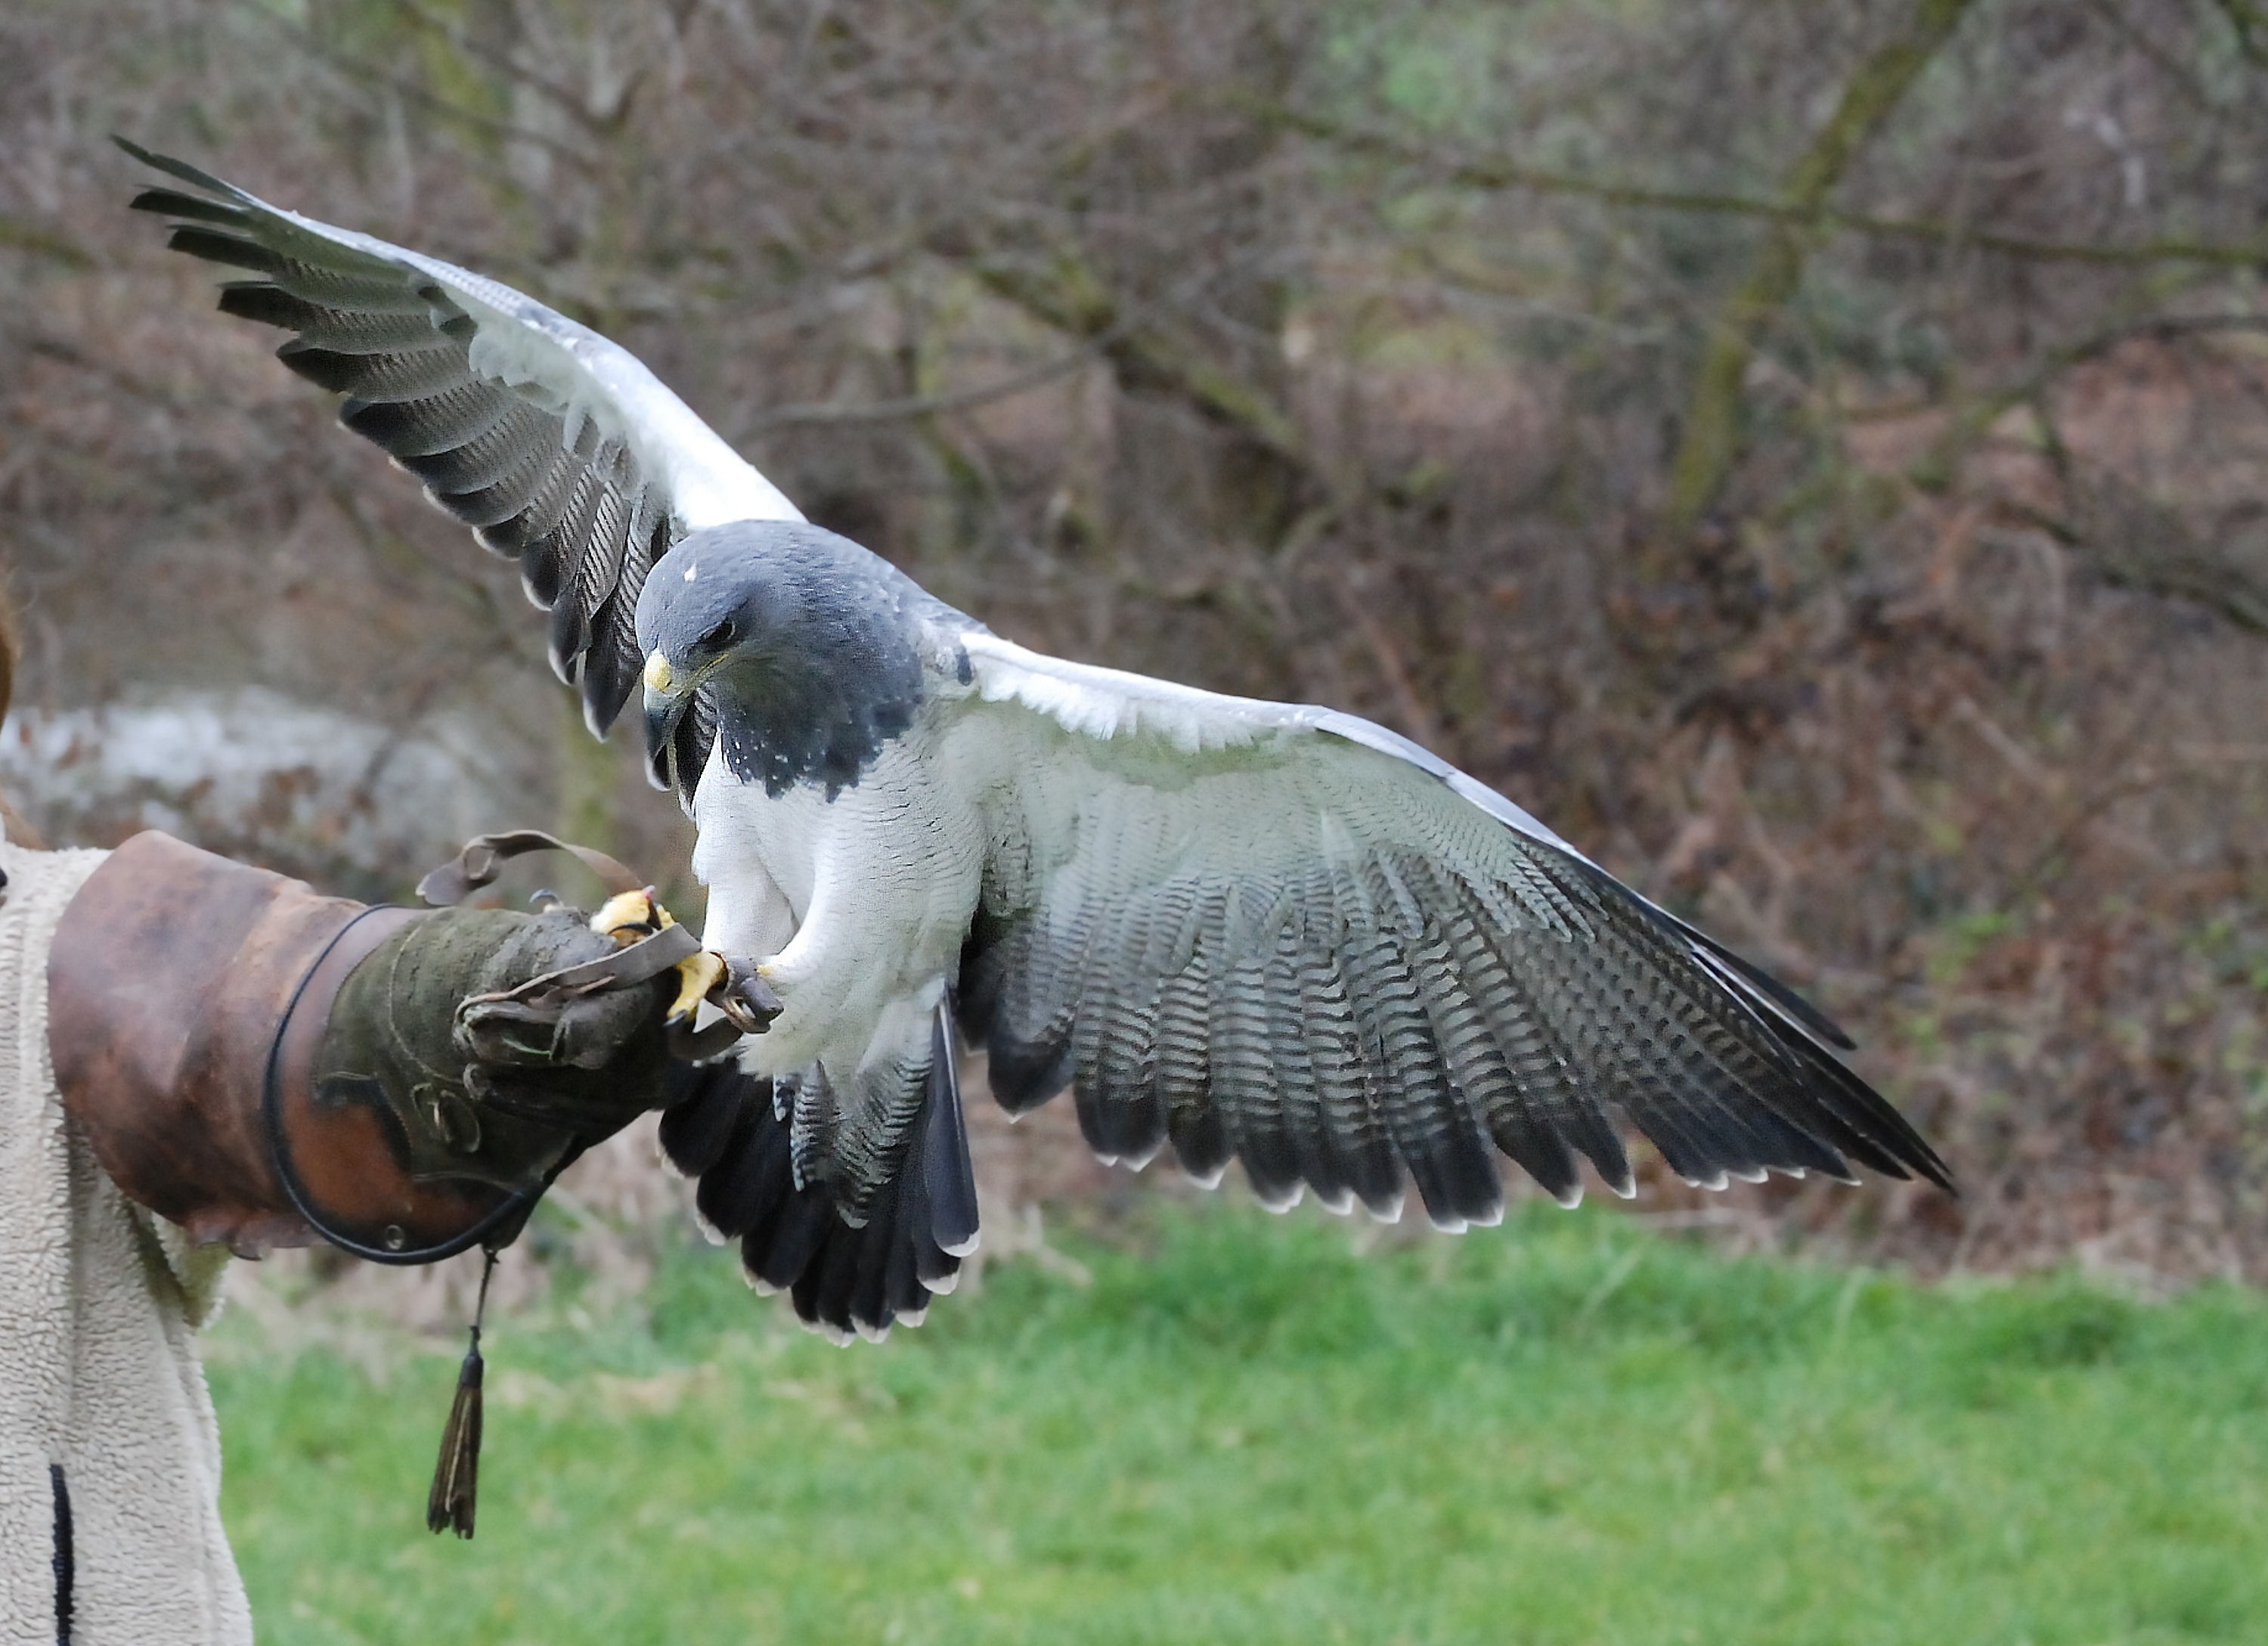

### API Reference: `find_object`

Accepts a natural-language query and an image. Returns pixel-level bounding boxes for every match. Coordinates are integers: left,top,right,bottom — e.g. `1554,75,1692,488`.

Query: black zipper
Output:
50,1463,73,1646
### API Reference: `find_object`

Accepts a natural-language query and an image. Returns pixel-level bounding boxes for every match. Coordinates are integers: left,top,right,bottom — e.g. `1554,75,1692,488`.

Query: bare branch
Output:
750,322,1128,430
1270,103,2268,269
960,251,1312,474
1668,0,1978,530
1909,309,2263,490
0,215,94,268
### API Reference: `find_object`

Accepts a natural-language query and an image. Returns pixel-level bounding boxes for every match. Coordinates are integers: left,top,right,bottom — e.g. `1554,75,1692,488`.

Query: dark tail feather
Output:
923,1002,981,1257
658,1049,974,1339
656,1058,756,1177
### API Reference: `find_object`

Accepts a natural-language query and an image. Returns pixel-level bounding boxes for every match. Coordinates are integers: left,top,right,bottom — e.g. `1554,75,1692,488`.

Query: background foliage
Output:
8,0,2268,1277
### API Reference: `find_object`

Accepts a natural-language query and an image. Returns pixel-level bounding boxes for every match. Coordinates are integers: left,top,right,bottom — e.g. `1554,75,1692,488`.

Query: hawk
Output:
122,142,1949,1341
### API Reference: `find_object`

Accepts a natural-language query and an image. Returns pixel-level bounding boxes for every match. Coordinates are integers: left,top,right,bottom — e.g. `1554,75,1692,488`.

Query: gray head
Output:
637,519,947,801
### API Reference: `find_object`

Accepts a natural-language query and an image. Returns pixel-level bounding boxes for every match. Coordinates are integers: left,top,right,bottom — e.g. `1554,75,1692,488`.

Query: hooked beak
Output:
642,650,693,790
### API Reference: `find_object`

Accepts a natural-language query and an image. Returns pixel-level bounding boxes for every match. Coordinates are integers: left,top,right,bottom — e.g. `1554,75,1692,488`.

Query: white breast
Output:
687,702,997,1076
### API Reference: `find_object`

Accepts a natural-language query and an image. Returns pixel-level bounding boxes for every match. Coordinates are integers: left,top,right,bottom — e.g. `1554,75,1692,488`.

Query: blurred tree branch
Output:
1908,307,2263,492
382,0,637,134
959,250,1315,482
0,215,93,268
1665,0,1980,533
1998,482,2268,638
1269,107,2268,269
751,296,1140,430
2085,0,2214,107
2210,0,2268,67
261,11,596,168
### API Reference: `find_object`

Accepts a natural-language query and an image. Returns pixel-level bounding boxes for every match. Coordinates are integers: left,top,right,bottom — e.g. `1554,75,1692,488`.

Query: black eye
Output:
698,619,738,653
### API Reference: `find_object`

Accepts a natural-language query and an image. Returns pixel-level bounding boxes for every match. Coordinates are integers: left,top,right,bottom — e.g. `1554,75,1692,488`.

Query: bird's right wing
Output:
954,634,1950,1228
119,141,800,744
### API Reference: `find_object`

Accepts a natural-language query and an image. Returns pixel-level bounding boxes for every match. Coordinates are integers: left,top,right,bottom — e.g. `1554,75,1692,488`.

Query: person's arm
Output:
47,831,678,1260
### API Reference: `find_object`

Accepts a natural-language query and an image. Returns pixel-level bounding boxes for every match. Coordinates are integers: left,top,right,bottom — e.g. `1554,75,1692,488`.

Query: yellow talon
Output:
591,890,656,941
669,950,728,1024
591,890,709,1020
591,889,680,944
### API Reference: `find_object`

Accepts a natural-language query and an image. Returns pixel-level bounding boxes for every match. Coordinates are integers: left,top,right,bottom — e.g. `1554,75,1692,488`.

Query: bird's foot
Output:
717,957,782,1035
584,890,767,1031
590,888,671,943
667,949,727,1024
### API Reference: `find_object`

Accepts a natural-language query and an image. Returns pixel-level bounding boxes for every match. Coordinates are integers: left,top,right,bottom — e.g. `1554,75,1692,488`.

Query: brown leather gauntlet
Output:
48,832,677,1260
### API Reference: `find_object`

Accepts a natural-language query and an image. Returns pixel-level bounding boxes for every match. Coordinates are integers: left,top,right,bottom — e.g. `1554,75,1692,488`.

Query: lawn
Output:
206,1202,2268,1646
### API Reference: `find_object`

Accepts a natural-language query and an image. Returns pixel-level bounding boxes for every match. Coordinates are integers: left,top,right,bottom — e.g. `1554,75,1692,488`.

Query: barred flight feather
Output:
283,341,472,402
977,920,1073,1114
1591,965,1848,1176
1339,924,1502,1230
522,468,602,607
1211,951,1300,1208
1264,941,1351,1212
470,469,569,560
401,403,553,494
1070,898,1163,1163
786,1065,837,1195
341,386,505,459
1412,928,1583,1207
1582,896,1876,1176
131,185,243,227
1448,884,1637,1192
1533,929,1727,1179
1296,946,1404,1217
1154,962,1228,1183
1149,874,1213,981
127,141,795,780
553,485,631,675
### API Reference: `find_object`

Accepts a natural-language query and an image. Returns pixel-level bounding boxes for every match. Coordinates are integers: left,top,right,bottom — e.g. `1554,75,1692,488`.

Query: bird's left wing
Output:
119,141,799,749
954,634,1950,1228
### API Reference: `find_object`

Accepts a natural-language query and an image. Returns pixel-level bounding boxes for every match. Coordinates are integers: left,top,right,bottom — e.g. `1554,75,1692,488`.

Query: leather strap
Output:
466,920,701,1009
417,830,646,908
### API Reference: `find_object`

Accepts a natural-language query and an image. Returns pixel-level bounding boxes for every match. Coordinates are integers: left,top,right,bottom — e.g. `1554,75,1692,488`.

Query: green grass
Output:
208,1203,2268,1646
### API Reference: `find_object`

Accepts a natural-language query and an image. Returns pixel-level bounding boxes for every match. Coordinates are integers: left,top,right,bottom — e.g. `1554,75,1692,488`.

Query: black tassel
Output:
427,1249,497,1539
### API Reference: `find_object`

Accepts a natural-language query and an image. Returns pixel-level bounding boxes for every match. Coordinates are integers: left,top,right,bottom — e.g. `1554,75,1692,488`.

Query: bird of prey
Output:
122,142,1950,1341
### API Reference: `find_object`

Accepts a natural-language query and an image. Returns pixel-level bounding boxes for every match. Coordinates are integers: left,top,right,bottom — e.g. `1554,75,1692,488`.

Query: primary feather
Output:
118,138,795,743
127,145,1951,1340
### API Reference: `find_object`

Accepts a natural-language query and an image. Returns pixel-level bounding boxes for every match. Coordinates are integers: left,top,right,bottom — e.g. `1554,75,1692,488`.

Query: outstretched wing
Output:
955,634,1950,1228
119,140,799,752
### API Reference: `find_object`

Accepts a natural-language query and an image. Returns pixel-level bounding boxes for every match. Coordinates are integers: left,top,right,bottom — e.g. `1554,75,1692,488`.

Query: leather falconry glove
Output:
48,829,734,1263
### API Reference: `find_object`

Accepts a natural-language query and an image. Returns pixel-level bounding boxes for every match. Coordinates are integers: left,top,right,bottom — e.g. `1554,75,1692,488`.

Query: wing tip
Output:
1253,1180,1306,1214
113,136,245,204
